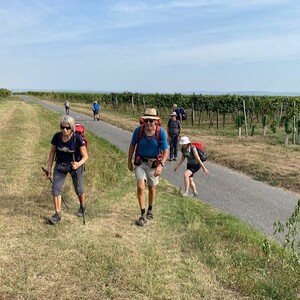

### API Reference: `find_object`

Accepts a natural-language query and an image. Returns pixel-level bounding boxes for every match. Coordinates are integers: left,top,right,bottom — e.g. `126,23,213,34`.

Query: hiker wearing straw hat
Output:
128,108,169,226
174,136,209,197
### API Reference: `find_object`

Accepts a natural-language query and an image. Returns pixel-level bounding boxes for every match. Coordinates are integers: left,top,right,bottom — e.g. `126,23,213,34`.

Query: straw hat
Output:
170,112,177,116
179,136,191,145
141,108,160,120
173,103,177,108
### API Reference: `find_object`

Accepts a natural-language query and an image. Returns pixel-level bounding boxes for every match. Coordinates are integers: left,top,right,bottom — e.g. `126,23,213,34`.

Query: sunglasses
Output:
60,125,71,130
144,119,154,123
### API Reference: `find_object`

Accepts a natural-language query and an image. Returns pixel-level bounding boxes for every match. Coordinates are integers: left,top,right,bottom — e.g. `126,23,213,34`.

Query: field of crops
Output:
24,90,300,145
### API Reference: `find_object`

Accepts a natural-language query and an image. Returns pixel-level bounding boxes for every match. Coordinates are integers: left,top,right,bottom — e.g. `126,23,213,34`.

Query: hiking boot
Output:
173,157,177,161
168,158,172,161
193,191,199,197
136,215,147,226
48,212,61,225
77,205,86,217
146,209,154,220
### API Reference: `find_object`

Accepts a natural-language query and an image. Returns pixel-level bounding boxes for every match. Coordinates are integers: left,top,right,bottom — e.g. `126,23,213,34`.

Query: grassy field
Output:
0,96,300,299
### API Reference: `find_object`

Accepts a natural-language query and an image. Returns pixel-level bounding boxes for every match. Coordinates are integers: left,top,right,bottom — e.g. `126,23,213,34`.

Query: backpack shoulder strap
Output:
155,125,161,143
137,124,145,143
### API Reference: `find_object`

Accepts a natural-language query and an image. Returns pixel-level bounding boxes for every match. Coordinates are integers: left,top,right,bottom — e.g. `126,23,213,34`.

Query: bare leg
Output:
190,177,197,194
184,170,192,193
148,185,156,206
137,179,146,210
53,195,62,213
78,193,85,207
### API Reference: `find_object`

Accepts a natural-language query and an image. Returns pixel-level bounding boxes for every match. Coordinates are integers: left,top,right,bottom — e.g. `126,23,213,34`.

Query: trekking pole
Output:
72,155,86,225
42,167,69,209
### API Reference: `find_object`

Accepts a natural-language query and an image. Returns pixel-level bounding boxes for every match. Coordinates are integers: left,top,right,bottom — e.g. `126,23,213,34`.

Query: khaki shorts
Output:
134,162,159,187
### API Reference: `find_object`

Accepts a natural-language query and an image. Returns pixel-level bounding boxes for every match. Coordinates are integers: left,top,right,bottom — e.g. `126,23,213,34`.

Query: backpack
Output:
93,103,100,112
75,123,88,149
191,142,207,162
179,108,188,120
134,121,162,167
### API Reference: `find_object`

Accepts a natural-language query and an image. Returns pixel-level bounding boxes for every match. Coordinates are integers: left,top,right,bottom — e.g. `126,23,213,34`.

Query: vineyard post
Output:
243,100,248,136
297,119,300,144
262,115,267,136
191,101,194,126
236,112,242,137
217,107,219,130
292,101,296,145
131,96,135,115
279,102,283,123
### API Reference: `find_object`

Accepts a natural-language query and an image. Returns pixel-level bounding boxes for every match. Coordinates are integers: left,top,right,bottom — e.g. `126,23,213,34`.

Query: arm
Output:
128,143,136,172
178,121,181,138
179,113,183,124
174,153,185,172
47,144,56,178
72,146,88,170
193,148,209,175
167,120,171,140
154,148,169,177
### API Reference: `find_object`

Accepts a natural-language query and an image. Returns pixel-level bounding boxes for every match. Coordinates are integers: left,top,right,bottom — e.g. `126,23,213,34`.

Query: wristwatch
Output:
160,162,165,167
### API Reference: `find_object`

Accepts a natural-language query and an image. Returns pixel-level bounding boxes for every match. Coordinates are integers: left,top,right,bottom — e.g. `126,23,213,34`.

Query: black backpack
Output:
179,108,187,120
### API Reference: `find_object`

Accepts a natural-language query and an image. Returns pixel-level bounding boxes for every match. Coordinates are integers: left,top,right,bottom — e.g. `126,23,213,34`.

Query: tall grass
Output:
0,97,300,299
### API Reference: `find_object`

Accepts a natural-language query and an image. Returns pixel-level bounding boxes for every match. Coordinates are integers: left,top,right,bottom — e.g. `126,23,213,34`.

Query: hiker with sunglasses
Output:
128,108,169,226
46,115,88,225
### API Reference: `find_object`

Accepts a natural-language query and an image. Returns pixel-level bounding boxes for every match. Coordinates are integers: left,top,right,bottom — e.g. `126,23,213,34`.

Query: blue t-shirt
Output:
131,126,168,158
51,132,85,163
92,103,100,111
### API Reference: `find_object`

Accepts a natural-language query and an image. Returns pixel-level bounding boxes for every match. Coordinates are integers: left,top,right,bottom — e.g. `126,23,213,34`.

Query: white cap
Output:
179,136,191,145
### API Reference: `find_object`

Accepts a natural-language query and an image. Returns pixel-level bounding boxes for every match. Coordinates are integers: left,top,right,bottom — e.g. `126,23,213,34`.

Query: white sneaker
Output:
182,192,189,197
193,191,199,197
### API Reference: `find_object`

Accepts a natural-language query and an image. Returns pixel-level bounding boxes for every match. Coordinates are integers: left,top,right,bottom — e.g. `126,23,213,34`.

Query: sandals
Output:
146,210,153,220
136,210,154,226
136,216,147,226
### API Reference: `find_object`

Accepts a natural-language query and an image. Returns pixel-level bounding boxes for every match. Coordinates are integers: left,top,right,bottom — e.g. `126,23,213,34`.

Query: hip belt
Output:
140,157,156,163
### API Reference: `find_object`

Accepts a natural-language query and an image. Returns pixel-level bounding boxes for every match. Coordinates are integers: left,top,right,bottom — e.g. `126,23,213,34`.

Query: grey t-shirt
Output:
182,145,198,164
167,119,181,136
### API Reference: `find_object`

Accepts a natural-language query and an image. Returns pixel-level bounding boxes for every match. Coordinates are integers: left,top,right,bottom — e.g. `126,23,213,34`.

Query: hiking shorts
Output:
52,164,85,196
135,162,159,187
187,163,201,177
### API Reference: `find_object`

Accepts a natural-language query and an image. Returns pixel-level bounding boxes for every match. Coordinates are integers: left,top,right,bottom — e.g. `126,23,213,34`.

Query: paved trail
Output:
20,95,299,238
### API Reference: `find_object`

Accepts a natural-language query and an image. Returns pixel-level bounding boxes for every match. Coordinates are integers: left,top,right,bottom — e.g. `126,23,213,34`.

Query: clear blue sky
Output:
1,0,300,94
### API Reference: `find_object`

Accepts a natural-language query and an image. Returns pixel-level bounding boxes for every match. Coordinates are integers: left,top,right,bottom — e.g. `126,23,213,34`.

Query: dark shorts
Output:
187,163,200,177
52,163,85,196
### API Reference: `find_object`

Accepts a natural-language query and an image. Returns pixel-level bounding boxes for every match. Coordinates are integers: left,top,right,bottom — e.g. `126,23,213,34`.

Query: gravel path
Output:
20,95,300,238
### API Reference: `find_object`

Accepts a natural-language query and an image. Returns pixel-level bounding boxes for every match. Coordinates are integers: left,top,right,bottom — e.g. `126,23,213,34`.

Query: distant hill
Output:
186,90,300,96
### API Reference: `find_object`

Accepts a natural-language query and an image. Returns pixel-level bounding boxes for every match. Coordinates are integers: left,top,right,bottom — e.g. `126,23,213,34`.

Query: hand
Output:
128,161,133,172
202,167,209,175
71,161,80,170
154,164,163,177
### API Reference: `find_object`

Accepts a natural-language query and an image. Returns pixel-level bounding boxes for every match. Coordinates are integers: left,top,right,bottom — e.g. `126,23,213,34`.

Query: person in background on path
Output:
46,115,88,225
64,100,70,115
172,103,182,123
174,136,209,197
127,108,169,226
167,111,181,161
92,100,100,121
